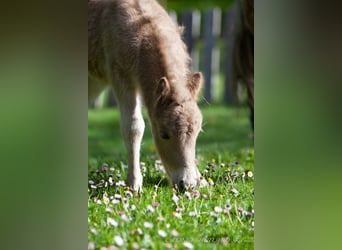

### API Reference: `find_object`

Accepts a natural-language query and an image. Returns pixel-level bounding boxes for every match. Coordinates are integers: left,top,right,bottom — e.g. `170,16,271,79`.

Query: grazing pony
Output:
232,0,254,130
88,0,204,191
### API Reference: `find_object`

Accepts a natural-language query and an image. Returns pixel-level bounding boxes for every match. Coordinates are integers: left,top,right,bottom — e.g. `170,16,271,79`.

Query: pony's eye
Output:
160,131,170,140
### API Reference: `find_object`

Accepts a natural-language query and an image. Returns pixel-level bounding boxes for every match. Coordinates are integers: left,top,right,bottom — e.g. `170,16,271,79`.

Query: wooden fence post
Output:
203,8,221,103
180,10,201,71
223,6,236,104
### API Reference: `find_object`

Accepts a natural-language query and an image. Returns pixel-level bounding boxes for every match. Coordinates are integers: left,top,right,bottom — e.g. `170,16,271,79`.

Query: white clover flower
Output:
210,212,218,217
173,212,182,219
114,194,122,199
184,191,191,200
137,228,143,235
105,207,114,213
107,217,118,227
198,178,207,188
143,222,153,229
113,235,124,246
214,206,223,213
103,193,110,205
120,214,129,222
158,230,167,238
88,242,95,250
157,216,165,221
146,205,155,213
164,243,172,249
112,199,120,205
189,211,197,217
154,160,166,173
176,207,184,212
172,194,179,204
231,188,239,196
183,241,194,249
132,242,139,249
116,180,126,187
171,229,179,237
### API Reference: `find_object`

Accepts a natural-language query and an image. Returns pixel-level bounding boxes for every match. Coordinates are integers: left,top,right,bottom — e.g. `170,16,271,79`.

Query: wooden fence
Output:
91,5,238,108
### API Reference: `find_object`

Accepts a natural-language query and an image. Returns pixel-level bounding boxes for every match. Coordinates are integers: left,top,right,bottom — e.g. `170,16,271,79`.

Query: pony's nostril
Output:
175,180,186,192
179,180,185,189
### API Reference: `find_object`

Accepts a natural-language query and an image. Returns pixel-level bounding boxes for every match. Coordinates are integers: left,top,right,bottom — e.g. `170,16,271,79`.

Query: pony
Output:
88,0,205,191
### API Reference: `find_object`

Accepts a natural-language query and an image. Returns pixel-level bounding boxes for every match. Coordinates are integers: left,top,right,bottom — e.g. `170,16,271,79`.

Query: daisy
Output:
183,241,194,249
113,235,124,246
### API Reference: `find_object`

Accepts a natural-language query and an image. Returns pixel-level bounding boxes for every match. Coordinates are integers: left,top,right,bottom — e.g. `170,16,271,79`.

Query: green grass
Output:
88,104,254,249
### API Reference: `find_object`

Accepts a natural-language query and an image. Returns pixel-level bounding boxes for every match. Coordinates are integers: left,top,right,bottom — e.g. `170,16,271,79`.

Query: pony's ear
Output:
155,77,172,108
188,72,203,99
157,77,170,97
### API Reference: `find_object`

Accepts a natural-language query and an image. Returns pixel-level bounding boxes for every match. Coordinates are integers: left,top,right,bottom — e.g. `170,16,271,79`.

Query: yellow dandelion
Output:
208,178,214,186
149,144,156,152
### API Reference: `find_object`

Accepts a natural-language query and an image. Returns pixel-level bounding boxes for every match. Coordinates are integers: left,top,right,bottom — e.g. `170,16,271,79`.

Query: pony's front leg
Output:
116,91,145,192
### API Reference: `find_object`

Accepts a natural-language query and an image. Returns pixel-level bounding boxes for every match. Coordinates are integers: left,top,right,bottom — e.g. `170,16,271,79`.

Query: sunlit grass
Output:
88,105,254,249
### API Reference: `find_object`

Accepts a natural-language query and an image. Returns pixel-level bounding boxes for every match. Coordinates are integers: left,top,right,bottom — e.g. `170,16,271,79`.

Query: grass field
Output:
88,105,254,249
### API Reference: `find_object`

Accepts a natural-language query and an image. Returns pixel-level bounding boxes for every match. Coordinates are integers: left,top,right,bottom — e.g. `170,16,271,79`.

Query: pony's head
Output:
150,72,205,190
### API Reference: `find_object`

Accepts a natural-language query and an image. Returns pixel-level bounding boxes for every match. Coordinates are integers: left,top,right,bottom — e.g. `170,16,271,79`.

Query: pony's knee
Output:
131,116,145,138
122,115,145,141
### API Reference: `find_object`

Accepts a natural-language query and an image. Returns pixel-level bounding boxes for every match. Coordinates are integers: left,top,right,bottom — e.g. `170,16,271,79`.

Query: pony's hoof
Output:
126,177,143,193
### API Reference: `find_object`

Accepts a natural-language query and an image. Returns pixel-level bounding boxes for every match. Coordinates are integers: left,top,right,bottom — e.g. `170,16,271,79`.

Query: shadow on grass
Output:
143,175,170,188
